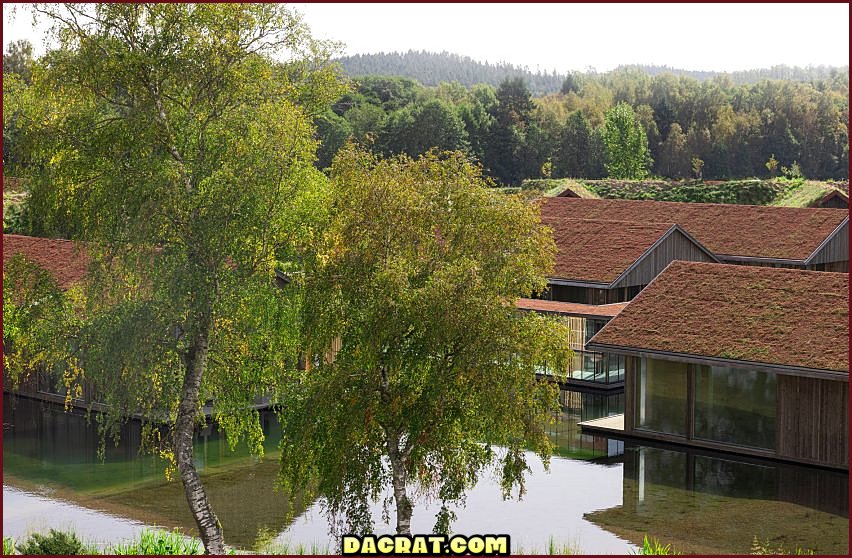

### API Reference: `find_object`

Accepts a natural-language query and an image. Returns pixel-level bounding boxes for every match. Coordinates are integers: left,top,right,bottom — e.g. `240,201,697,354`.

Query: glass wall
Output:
568,350,625,383
636,358,688,436
694,365,776,450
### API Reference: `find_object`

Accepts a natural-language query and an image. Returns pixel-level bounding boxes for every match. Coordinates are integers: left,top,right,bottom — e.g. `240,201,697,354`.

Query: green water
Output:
4,391,848,554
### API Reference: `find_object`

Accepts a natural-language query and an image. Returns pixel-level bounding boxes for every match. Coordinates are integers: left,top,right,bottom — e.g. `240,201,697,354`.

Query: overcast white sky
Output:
4,3,849,73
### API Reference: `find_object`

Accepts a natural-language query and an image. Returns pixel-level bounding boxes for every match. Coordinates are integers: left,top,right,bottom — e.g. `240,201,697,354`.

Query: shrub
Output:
3,537,14,555
110,529,201,555
15,529,88,555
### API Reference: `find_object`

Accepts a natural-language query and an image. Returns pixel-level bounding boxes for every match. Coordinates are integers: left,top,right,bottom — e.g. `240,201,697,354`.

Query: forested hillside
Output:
338,51,565,94
5,42,849,189
338,50,850,93
309,65,849,185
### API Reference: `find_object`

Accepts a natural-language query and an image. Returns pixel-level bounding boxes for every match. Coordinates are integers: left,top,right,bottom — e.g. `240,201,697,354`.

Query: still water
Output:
3,391,848,554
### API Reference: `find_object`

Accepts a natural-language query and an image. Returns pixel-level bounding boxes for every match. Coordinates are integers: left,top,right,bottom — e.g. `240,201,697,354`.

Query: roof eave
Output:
585,342,849,381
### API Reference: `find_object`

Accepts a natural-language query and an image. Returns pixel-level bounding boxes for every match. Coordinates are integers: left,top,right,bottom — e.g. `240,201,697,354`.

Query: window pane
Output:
636,358,688,436
694,365,776,450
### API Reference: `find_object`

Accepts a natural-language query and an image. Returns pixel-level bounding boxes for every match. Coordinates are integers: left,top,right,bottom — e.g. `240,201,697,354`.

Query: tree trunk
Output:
387,432,413,535
175,321,225,554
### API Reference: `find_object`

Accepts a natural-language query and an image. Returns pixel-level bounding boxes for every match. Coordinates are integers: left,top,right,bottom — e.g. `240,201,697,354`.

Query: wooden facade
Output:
777,375,849,468
806,219,849,270
618,355,849,469
547,225,718,304
815,190,849,209
612,228,717,289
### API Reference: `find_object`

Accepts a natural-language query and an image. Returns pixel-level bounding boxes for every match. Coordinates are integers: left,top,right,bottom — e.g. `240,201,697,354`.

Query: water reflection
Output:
3,390,626,550
4,391,848,554
585,443,849,554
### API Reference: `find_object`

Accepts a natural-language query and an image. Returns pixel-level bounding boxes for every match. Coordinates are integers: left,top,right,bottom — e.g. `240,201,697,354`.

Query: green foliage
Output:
3,537,14,556
765,154,779,177
603,102,652,179
3,254,86,400
633,535,681,555
2,190,30,234
110,529,201,555
583,178,792,205
277,147,572,535
254,529,331,555
770,180,843,207
3,39,34,84
10,3,346,551
15,529,88,555
378,98,469,157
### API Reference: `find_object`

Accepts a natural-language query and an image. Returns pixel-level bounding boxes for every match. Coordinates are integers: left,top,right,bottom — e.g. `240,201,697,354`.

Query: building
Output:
581,261,848,469
815,188,849,209
515,297,628,388
539,217,719,304
540,198,849,272
520,215,719,389
3,234,90,289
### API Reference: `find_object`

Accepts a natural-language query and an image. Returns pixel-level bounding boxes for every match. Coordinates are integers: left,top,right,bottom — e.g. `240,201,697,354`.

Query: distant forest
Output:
4,42,849,187
314,55,849,184
338,50,850,94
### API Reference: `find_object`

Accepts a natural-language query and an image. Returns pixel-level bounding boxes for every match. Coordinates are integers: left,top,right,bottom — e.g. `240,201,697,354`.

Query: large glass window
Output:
694,365,776,450
636,358,688,436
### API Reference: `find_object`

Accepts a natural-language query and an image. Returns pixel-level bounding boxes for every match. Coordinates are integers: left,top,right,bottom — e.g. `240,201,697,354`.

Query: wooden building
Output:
515,298,628,388
540,198,850,272
581,261,849,469
539,217,719,304
3,234,94,403
815,188,849,209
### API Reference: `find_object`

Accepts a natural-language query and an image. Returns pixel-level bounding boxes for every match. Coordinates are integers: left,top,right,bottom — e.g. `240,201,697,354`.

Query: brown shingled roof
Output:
541,217,679,284
3,234,89,289
588,261,849,372
539,197,848,261
515,298,628,318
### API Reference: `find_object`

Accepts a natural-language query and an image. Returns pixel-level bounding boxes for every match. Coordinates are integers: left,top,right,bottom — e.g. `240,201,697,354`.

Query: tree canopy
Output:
277,146,572,537
5,3,345,552
602,102,652,179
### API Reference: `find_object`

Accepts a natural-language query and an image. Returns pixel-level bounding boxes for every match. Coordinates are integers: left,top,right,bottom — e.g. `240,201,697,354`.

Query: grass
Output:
750,536,814,555
3,538,14,556
770,180,842,207
633,535,681,555
507,536,582,555
110,529,202,555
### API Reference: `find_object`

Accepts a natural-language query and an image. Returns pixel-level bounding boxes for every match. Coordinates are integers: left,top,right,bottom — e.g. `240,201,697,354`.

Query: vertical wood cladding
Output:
777,375,848,467
624,356,636,433
614,228,717,289
807,220,848,266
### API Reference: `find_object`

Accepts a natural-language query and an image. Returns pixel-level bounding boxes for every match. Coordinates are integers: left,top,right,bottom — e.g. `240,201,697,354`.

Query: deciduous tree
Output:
11,3,344,552
277,147,572,537
602,102,652,179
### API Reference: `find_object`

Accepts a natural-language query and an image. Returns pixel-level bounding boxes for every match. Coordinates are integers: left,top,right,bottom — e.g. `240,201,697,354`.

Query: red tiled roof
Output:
539,197,848,261
3,234,89,289
515,298,628,318
589,261,849,372
540,217,678,284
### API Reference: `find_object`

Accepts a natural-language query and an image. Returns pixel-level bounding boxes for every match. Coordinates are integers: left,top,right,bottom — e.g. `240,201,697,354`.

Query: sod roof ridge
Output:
589,261,849,372
539,197,848,261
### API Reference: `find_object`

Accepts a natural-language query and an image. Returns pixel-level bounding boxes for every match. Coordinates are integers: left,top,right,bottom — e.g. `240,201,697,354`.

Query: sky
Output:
4,3,849,73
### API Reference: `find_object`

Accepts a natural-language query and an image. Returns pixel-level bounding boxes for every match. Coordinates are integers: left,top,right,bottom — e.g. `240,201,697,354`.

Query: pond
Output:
3,391,848,554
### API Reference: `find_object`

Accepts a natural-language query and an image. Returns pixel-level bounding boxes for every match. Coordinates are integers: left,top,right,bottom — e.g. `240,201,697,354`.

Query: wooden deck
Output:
578,413,625,435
